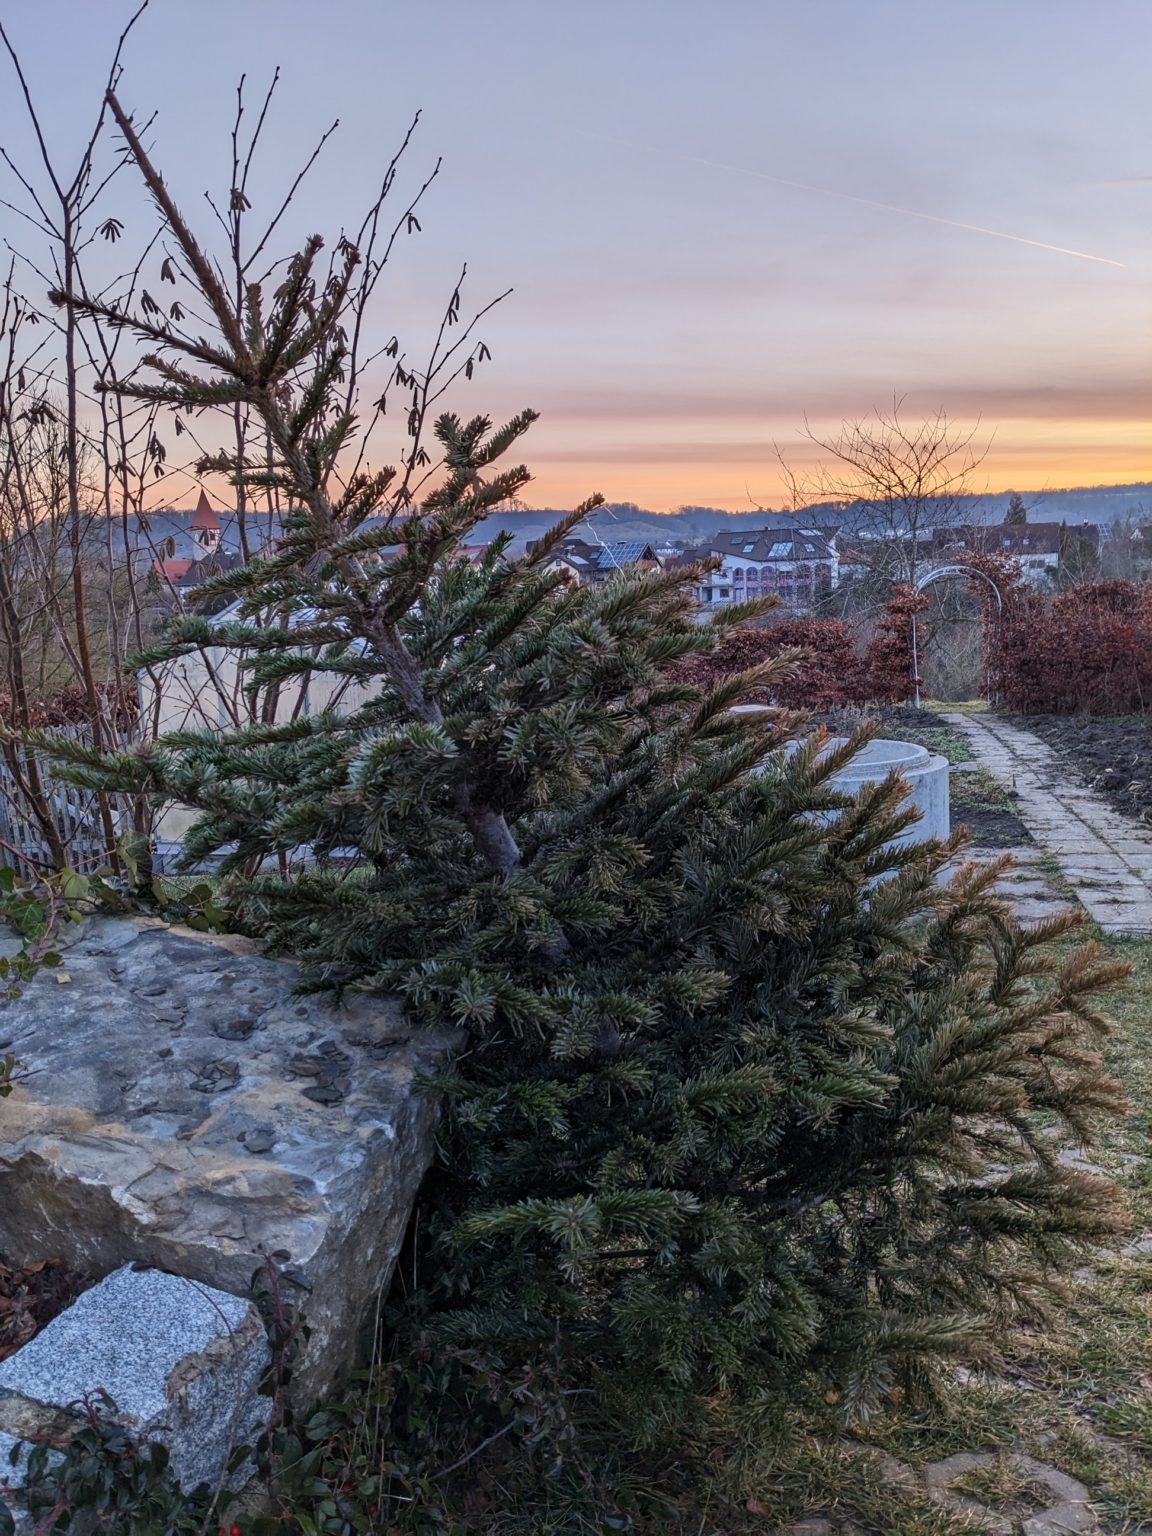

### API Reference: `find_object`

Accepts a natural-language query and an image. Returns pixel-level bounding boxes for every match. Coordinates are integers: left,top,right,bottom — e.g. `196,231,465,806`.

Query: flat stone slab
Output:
0,917,453,1401
943,712,1152,936
946,842,1074,926
919,1449,1095,1536
0,1266,268,1513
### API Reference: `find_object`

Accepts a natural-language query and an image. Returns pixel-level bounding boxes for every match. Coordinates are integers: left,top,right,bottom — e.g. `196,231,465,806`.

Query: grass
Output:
925,698,991,717
811,925,1152,1535
952,1456,1049,1516
1037,850,1078,901
954,765,1013,813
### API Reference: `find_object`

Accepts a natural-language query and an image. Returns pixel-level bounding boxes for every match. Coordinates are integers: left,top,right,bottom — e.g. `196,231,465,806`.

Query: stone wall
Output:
0,916,452,1404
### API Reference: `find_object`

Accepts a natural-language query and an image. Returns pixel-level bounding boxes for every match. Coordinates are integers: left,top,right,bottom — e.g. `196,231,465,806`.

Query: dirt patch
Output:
877,705,952,737
815,703,945,742
1023,713,1152,832
950,803,1028,847
0,1256,89,1362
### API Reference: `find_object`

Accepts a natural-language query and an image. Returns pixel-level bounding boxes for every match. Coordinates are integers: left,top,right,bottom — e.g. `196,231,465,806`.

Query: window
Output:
768,541,791,558
1022,538,1030,548
803,542,816,553
719,587,730,599
742,542,756,554
733,567,744,579
800,528,818,536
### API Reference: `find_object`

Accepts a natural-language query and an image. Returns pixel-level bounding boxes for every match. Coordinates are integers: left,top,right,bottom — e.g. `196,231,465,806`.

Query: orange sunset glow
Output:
5,0,1148,518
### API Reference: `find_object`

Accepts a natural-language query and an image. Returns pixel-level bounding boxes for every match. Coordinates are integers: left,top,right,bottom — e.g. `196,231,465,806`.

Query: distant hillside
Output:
474,484,1152,549
120,482,1151,559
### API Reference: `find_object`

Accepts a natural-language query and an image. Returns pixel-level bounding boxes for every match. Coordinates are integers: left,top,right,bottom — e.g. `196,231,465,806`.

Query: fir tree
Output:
41,97,1129,1443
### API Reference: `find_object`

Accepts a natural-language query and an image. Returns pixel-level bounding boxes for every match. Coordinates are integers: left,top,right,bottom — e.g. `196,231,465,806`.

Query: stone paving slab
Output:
0,1266,269,1506
943,713,1152,936
960,844,1073,925
810,1443,1100,1536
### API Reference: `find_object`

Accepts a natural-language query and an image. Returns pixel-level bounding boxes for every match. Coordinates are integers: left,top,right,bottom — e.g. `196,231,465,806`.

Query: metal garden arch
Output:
910,563,1004,709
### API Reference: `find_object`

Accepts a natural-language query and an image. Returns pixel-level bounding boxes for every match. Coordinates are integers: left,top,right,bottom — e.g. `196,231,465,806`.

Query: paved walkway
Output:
959,840,1075,928
943,711,1152,936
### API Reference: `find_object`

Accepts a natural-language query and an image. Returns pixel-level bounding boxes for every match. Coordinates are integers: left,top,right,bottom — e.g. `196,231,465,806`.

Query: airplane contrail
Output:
573,129,1126,269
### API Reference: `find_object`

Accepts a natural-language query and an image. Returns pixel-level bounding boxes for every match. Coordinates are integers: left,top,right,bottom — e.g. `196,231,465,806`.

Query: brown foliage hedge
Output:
983,572,1152,715
675,587,928,709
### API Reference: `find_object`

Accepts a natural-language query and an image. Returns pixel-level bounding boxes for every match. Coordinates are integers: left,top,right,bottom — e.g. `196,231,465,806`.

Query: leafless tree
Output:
0,6,503,875
778,397,991,589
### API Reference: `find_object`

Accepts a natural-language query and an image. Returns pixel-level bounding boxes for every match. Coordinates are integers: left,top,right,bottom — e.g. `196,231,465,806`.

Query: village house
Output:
932,521,1100,585
674,525,840,613
527,536,661,584
150,488,224,577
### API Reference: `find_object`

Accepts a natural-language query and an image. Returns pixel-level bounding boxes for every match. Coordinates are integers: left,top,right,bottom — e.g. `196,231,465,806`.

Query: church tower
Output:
190,488,221,555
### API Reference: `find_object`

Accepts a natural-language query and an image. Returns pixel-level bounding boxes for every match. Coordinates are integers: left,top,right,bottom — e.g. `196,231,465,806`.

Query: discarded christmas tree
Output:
42,97,1128,1444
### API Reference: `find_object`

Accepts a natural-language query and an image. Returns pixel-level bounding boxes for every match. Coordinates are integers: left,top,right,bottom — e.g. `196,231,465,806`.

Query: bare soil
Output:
0,1255,88,1362
1022,713,1152,832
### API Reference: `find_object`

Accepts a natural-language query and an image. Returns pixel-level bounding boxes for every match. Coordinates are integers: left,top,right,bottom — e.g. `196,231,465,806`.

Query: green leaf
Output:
60,870,90,902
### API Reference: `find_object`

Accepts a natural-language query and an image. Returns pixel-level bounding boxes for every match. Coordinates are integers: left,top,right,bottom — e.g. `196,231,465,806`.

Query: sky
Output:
1,0,1148,511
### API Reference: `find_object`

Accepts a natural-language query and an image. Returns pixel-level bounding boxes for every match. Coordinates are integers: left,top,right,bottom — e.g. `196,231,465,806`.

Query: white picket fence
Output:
0,727,136,873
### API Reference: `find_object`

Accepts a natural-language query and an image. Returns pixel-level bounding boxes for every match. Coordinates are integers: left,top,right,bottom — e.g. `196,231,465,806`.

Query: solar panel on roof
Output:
596,541,649,567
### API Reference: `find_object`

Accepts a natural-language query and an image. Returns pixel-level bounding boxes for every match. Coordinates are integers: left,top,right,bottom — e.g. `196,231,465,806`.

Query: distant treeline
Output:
472,483,1152,549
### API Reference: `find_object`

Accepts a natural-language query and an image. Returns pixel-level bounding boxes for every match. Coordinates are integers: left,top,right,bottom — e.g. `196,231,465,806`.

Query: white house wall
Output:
140,649,382,845
694,552,839,608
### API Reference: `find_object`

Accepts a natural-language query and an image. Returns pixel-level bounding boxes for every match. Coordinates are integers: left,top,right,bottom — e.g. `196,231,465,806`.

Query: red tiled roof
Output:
154,558,193,581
